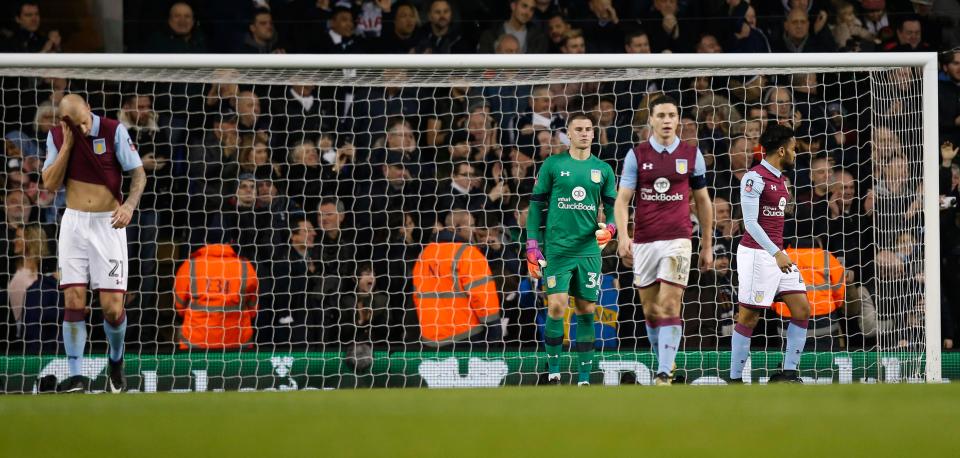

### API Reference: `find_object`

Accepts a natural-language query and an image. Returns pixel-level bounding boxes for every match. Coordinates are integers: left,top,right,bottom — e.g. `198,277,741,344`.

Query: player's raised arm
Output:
614,148,638,258
41,122,73,192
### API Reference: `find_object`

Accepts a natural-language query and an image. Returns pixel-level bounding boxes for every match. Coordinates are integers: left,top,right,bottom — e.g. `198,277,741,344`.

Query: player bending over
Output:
41,94,145,393
614,95,713,386
730,124,811,384
526,113,617,386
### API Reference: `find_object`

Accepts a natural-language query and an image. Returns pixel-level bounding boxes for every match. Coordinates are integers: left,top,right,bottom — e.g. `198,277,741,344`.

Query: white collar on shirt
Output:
329,30,343,45
88,113,101,137
760,159,782,178
648,135,680,154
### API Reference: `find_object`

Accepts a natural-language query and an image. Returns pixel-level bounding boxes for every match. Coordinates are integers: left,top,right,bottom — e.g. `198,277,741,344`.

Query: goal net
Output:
0,54,943,392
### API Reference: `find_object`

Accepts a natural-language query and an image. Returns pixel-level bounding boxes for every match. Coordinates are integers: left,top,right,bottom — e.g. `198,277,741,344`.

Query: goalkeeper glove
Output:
595,223,616,249
526,240,547,279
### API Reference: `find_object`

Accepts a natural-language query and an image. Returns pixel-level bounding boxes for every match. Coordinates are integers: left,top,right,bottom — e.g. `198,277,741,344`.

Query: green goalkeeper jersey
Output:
527,151,617,258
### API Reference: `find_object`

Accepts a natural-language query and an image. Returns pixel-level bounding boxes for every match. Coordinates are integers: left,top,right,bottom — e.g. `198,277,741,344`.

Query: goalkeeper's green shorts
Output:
543,254,601,302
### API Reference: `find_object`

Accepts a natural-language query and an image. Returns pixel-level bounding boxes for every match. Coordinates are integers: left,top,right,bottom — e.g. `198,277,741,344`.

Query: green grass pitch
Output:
1,384,957,457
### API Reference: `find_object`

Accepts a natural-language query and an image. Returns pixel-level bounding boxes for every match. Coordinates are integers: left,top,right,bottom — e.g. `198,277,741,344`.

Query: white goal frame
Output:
0,52,941,383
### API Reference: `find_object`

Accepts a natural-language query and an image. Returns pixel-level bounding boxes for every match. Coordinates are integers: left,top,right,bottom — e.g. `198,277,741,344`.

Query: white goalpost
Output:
0,52,942,391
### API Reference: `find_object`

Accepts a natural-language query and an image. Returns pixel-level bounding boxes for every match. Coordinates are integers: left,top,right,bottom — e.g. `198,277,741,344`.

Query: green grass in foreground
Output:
1,384,957,458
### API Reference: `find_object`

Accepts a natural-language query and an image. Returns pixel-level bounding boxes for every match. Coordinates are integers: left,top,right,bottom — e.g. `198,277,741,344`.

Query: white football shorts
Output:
736,244,806,309
58,208,128,292
632,238,692,289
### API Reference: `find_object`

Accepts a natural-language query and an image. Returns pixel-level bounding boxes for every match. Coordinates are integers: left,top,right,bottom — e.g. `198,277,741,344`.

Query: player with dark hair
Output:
526,112,617,386
41,94,146,393
730,124,811,384
614,95,713,385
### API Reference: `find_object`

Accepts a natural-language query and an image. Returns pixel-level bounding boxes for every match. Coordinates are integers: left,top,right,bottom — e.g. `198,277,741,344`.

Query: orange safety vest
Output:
773,247,845,318
174,244,258,349
412,241,500,346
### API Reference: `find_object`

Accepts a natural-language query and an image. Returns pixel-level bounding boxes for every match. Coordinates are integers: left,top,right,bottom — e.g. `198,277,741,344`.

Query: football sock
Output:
730,323,753,380
784,319,808,371
657,317,682,375
104,310,127,363
645,321,659,359
63,308,87,377
544,316,564,375
575,312,595,384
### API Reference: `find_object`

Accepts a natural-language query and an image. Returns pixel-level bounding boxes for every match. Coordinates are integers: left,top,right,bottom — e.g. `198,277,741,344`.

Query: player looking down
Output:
41,94,146,393
730,124,811,384
614,95,713,386
526,113,617,386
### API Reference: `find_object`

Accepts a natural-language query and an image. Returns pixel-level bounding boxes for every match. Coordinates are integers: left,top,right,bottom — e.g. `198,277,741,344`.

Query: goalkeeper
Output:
526,113,617,386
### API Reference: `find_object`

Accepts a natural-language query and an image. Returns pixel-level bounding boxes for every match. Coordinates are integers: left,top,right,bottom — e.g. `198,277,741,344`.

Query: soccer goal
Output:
0,52,944,392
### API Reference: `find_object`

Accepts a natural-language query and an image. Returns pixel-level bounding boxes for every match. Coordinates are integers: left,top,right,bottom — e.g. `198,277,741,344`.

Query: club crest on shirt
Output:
754,291,764,303
676,159,688,174
547,276,557,288
93,138,106,155
590,169,601,183
744,179,754,193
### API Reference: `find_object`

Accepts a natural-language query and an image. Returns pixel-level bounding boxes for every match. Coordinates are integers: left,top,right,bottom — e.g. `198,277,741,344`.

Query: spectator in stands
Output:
771,8,837,53
861,0,894,44
142,1,208,53
831,1,876,50
243,137,282,181
236,8,285,54
284,139,335,211
940,50,960,146
352,80,420,152
29,102,56,157
205,82,238,120
696,34,723,53
594,95,631,164
313,197,356,290
346,262,390,342
712,195,743,251
316,6,367,54
582,0,629,53
909,0,947,50
352,150,433,231
560,29,586,54
414,0,470,54
710,136,753,204
174,232,259,350
259,215,316,346
235,90,270,136
5,1,60,53
377,1,420,53
412,209,500,347
624,29,652,53
545,10,572,53
217,173,260,260
643,0,695,53
795,153,834,238
355,0,389,38
494,34,521,54
189,113,240,213
478,0,548,54
269,84,330,150
436,160,488,221
119,94,171,310
726,0,770,53
827,168,872,273
5,223,48,339
882,15,931,52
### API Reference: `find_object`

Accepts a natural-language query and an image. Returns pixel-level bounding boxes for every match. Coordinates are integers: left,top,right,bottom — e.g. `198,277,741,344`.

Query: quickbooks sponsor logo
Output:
556,196,596,211
640,192,684,202
762,206,785,217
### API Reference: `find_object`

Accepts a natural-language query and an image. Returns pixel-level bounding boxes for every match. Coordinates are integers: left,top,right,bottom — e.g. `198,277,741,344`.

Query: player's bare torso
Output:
66,179,119,212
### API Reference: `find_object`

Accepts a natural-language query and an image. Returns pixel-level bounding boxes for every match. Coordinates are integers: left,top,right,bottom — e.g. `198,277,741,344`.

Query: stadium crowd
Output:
1,0,959,354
